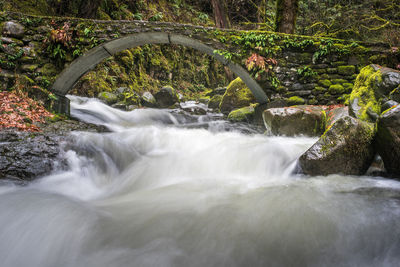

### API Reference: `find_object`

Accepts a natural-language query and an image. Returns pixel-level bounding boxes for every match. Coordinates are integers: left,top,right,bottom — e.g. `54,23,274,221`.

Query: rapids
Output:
0,96,399,267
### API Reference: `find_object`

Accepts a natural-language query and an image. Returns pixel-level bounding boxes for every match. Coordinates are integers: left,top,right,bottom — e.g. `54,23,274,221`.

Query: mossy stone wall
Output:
0,11,395,107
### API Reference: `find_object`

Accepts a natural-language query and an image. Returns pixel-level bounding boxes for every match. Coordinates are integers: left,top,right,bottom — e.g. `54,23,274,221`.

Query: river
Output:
0,96,399,267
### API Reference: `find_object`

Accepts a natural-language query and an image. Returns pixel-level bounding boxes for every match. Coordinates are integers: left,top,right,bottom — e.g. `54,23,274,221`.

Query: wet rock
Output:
263,105,326,136
0,131,63,181
3,21,25,39
228,106,255,122
326,106,348,127
98,91,118,105
111,101,127,110
344,187,400,200
381,100,398,112
0,120,108,182
140,91,157,107
375,105,400,176
220,77,256,114
349,65,400,122
206,87,227,97
298,116,375,176
154,86,179,108
208,95,223,110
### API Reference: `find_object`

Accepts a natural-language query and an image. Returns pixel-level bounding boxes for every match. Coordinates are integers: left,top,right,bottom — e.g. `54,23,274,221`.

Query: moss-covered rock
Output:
263,105,326,136
219,77,256,114
154,85,179,108
331,79,347,84
228,106,255,122
318,79,332,88
349,65,382,122
329,84,345,94
342,83,353,92
287,96,305,105
98,91,118,105
338,65,356,75
208,94,223,110
298,116,375,176
141,91,157,107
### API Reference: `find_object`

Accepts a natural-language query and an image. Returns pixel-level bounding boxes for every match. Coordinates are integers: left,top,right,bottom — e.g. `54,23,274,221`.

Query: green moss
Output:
331,61,346,67
227,106,255,122
338,65,356,75
318,79,332,88
287,96,305,106
331,79,347,84
39,63,58,76
308,98,318,105
327,68,337,74
342,83,354,92
329,84,345,94
349,65,382,121
219,77,256,112
313,86,325,93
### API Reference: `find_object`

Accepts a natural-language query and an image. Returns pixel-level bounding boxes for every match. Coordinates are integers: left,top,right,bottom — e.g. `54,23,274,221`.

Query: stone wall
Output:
0,11,396,108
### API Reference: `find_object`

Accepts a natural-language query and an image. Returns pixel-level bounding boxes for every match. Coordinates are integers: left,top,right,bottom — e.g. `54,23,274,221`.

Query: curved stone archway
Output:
51,32,268,113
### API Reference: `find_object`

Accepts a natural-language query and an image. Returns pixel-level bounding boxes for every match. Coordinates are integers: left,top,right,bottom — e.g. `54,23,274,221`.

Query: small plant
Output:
198,13,209,23
245,53,278,81
297,66,317,80
149,12,163,21
312,39,334,63
133,13,143,20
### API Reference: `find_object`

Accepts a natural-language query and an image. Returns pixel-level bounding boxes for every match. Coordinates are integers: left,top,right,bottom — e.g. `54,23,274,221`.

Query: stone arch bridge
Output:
0,12,391,114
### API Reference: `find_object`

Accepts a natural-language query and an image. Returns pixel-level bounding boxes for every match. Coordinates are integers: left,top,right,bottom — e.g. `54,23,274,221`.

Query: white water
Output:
0,96,399,267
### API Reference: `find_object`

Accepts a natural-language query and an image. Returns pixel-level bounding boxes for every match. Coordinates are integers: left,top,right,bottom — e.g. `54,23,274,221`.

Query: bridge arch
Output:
51,32,268,113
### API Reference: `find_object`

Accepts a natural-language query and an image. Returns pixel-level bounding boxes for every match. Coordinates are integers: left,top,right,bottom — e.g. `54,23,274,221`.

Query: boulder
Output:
208,95,223,110
375,105,400,176
97,91,118,105
349,65,400,122
206,87,227,97
140,91,157,107
227,106,255,122
154,86,179,108
298,116,375,176
262,105,326,136
3,21,25,39
219,77,256,114
325,106,349,127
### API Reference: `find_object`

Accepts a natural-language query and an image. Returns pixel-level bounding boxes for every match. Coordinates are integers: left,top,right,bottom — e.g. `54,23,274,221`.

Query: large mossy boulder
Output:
375,105,400,176
227,106,255,122
349,64,400,122
262,105,326,136
298,116,375,176
219,77,255,114
154,86,179,108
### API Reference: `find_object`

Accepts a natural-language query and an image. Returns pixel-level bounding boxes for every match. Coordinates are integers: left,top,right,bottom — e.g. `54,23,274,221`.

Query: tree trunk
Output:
78,0,101,18
275,0,299,34
211,0,231,28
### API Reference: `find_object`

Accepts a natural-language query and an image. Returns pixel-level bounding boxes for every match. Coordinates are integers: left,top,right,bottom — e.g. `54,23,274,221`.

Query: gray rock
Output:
381,100,398,112
263,105,326,136
97,91,118,105
111,101,127,110
375,105,400,176
208,95,223,110
140,91,157,107
154,86,179,108
298,116,375,176
3,21,25,39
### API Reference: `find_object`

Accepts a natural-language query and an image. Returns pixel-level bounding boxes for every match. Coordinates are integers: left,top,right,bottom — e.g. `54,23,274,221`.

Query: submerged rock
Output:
154,86,179,108
375,105,400,176
219,77,256,114
228,106,255,122
298,116,375,176
262,105,326,136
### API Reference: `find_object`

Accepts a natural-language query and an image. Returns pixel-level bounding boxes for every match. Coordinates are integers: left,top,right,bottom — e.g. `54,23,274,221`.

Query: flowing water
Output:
0,96,399,267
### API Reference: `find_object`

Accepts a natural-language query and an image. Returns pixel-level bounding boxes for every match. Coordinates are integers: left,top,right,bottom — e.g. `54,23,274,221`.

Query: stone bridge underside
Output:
52,32,268,113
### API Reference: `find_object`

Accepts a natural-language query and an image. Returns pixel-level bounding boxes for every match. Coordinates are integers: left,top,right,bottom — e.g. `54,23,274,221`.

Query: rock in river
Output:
263,105,326,136
298,116,375,176
375,105,400,176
